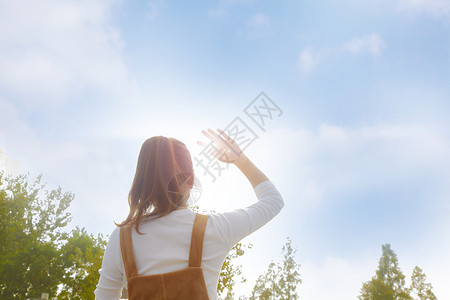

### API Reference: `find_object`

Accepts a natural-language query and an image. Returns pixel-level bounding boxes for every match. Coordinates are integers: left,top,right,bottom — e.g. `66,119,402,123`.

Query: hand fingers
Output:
197,140,207,147
199,128,242,163
201,129,214,141
208,128,235,147
200,128,235,151
206,128,228,145
217,129,235,144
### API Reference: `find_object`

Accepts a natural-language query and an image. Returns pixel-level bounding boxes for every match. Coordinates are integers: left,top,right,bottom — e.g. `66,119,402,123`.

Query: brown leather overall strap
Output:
120,225,138,279
188,213,208,268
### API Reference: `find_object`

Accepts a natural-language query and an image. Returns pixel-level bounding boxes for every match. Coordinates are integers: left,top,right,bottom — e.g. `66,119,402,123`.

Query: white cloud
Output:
239,13,271,38
0,97,38,176
0,0,131,104
301,256,376,300
146,0,166,20
0,0,135,233
257,123,450,208
343,33,386,56
298,33,386,74
247,13,270,28
397,0,450,19
0,148,20,177
344,0,450,20
298,47,322,74
208,0,254,17
302,179,325,207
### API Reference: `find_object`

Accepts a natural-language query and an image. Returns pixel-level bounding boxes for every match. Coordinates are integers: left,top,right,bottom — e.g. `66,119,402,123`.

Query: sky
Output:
1,0,449,299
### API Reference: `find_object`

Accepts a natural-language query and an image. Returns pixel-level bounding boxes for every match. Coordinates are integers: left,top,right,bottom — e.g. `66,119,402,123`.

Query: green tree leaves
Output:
277,238,302,299
410,266,437,300
218,242,252,300
250,238,302,300
0,173,70,298
59,227,107,300
0,172,105,299
359,244,437,300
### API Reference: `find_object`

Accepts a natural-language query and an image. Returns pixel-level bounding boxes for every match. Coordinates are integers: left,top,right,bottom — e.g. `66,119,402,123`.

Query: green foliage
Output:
58,227,107,300
359,244,411,300
0,172,106,299
218,242,252,300
250,261,279,300
0,172,71,298
360,277,396,300
277,238,302,299
409,266,437,300
359,244,437,300
250,237,302,300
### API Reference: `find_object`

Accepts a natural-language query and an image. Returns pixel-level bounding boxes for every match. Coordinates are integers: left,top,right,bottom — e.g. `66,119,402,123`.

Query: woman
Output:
94,128,284,299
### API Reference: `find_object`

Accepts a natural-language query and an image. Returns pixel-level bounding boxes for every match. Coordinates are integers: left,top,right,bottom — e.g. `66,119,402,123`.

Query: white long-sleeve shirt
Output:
94,181,284,300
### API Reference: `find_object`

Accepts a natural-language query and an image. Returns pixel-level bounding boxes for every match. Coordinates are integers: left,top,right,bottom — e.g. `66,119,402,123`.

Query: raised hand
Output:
197,128,246,164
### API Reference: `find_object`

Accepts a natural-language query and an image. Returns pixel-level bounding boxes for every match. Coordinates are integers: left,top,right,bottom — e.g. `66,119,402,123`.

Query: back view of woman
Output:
94,128,284,300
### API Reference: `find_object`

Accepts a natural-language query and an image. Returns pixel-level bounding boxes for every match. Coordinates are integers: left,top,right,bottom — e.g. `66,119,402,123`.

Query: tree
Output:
0,172,105,299
360,277,397,300
409,266,437,300
277,238,302,299
250,237,302,300
250,261,279,300
359,244,411,300
218,242,252,300
0,172,71,298
58,227,107,300
359,244,437,300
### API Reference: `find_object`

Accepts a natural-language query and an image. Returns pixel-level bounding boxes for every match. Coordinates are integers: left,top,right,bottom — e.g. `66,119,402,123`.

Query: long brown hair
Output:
116,136,194,234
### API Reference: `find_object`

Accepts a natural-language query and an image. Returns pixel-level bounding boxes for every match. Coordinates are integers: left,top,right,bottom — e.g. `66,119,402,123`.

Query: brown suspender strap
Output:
120,225,139,279
120,214,208,279
188,213,208,268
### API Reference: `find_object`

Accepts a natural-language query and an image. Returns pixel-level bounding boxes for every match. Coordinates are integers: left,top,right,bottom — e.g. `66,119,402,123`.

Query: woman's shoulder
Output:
108,226,121,242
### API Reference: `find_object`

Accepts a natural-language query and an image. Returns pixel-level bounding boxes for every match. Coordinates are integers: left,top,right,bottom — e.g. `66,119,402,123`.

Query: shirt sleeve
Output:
94,227,124,300
208,180,284,249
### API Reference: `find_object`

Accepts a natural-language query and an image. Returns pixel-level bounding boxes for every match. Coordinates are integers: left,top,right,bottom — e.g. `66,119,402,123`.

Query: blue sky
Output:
1,0,449,299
